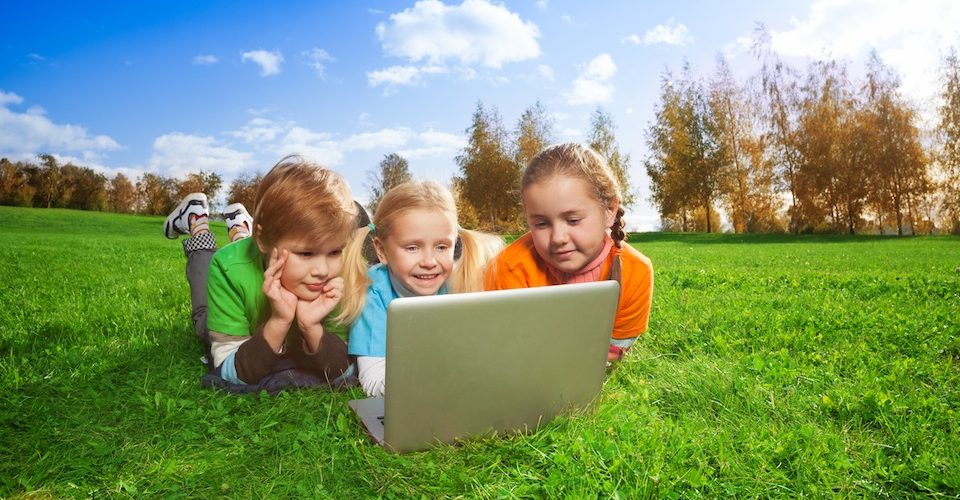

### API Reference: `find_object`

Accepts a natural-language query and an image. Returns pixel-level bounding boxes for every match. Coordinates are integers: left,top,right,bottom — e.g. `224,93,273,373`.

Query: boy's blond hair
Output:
522,143,626,248
337,180,503,325
252,155,358,253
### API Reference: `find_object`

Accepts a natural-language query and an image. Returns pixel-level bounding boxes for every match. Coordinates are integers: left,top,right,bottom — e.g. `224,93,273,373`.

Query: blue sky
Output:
2,0,958,230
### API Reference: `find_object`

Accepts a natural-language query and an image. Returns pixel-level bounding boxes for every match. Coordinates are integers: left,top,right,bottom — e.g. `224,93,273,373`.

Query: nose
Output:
550,226,569,246
420,250,438,268
310,258,328,279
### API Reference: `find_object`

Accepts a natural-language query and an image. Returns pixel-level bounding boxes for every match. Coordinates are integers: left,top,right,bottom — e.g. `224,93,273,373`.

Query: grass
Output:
1,205,959,498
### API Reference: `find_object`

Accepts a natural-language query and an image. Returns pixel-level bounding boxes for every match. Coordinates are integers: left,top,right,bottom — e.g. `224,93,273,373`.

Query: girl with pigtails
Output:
483,143,654,365
337,180,503,397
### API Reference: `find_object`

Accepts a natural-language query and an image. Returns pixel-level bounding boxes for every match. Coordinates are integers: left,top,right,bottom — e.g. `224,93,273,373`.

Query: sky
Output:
2,0,959,230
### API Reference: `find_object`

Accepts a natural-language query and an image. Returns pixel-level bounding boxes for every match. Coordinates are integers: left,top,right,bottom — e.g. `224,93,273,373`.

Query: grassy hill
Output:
1,206,958,497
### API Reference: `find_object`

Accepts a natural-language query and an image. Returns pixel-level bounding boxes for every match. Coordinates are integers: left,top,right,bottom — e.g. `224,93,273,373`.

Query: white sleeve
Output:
357,356,386,397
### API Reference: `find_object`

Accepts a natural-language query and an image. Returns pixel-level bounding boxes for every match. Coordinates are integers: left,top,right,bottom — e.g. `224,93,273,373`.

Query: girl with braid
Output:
483,143,654,365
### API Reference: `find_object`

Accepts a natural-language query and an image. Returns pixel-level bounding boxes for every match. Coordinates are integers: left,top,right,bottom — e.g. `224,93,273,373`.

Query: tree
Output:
708,55,783,233
227,174,262,214
0,158,35,207
137,173,177,216
61,163,108,211
177,171,223,212
109,173,137,213
646,69,697,231
645,64,720,232
863,53,931,235
937,47,960,233
455,101,519,231
514,101,554,170
753,24,805,233
588,108,635,209
366,153,411,214
34,154,63,208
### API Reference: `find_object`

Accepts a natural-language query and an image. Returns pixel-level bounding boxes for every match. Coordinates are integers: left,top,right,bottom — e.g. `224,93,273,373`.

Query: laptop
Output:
348,280,620,453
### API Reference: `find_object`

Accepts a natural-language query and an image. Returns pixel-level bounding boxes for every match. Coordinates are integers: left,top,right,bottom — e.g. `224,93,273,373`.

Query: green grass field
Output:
2,205,959,498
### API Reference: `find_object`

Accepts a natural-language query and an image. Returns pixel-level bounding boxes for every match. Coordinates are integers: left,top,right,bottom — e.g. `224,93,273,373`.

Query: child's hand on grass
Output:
262,248,298,325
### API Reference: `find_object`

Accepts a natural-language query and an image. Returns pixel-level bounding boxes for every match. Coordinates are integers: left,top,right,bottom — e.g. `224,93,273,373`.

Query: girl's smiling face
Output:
522,174,617,274
375,209,457,296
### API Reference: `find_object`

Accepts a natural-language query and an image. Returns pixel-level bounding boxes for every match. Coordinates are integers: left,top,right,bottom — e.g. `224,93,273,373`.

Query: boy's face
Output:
522,175,617,274
270,234,345,301
375,209,457,296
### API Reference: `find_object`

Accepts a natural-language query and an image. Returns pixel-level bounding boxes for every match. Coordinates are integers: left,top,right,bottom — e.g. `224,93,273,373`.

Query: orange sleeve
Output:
612,247,654,339
483,233,548,291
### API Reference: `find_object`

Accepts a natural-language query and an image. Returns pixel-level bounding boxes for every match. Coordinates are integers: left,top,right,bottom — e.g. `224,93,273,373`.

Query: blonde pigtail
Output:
335,226,373,325
449,229,504,293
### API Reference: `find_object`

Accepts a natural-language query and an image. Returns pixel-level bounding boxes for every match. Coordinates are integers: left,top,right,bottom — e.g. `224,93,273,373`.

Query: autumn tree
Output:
514,101,554,170
34,154,64,208
60,163,108,211
109,173,137,213
366,153,412,214
177,170,223,212
646,69,697,231
794,59,858,232
0,159,35,207
937,47,960,233
227,174,262,214
753,25,805,233
862,53,931,235
137,173,177,216
588,108,635,209
455,101,518,231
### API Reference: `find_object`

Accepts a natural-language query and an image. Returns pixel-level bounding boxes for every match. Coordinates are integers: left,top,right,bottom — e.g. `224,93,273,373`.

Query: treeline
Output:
364,100,633,233
0,154,263,217
645,28,960,235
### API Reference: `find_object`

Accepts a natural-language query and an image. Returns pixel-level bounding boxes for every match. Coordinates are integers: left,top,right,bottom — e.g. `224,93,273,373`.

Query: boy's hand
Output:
296,276,344,331
262,248,297,324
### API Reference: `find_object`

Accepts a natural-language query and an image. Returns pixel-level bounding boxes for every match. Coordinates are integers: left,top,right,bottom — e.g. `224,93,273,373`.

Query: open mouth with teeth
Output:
414,273,440,281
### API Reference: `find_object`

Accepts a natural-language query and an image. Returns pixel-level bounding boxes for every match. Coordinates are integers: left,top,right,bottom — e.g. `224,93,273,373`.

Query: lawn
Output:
1,206,959,497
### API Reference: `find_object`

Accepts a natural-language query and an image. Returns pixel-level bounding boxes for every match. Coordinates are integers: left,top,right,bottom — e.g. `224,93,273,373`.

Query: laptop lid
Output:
380,280,619,453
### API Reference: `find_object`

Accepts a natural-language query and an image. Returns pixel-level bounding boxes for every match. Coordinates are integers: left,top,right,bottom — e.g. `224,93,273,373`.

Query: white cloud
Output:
227,117,285,144
28,53,45,62
0,93,121,160
342,128,414,152
0,90,24,106
149,133,254,178
241,49,284,76
375,0,540,69
641,19,693,46
193,54,218,65
536,0,549,9
303,48,334,78
368,65,424,88
620,34,642,45
752,0,960,105
366,65,450,93
565,53,617,105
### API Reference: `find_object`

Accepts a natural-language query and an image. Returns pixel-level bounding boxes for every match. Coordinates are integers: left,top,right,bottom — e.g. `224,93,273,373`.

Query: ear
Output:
373,237,388,265
604,196,620,228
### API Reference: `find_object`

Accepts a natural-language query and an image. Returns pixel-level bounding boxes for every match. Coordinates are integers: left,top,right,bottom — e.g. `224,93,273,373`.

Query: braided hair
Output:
522,143,626,248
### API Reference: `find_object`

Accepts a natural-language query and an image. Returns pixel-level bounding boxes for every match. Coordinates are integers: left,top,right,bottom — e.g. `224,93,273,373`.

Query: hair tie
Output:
367,223,375,233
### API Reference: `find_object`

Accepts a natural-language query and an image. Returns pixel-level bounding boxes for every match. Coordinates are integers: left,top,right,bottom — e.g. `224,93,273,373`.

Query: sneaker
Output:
164,193,209,239
224,203,254,242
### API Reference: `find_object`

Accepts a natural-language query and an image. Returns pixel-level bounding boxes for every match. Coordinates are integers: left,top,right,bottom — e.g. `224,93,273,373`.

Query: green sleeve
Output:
206,255,252,335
